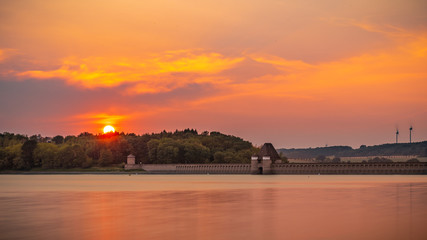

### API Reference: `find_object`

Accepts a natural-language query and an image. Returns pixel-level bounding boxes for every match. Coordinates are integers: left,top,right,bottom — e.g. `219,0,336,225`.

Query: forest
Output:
0,129,258,170
278,141,427,159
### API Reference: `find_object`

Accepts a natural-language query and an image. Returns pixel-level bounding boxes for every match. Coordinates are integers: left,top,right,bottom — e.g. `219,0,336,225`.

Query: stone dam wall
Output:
271,162,427,175
126,163,251,174
289,155,420,163
125,162,427,174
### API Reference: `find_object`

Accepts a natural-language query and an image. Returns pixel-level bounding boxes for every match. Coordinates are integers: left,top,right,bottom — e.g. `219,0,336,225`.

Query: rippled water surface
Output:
1,175,427,240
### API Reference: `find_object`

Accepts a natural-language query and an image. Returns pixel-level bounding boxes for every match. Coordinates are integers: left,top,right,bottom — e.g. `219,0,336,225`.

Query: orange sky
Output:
1,0,426,148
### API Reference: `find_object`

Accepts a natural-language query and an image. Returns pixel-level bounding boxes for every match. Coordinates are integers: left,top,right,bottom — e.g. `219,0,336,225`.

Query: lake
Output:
1,175,426,240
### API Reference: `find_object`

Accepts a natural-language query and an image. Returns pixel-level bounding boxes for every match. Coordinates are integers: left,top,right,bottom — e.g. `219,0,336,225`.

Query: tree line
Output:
0,129,258,170
278,141,427,159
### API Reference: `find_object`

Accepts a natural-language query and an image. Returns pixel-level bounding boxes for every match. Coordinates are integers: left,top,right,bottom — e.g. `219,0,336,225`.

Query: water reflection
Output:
0,175,426,240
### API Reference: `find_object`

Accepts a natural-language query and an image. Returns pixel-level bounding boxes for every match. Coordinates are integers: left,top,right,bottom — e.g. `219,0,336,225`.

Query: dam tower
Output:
251,143,282,174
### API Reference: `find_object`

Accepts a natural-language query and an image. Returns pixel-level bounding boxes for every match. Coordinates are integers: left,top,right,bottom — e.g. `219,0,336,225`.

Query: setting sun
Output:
103,125,115,133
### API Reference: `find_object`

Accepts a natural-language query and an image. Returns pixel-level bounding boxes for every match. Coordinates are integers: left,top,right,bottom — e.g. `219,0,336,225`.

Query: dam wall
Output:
125,143,427,174
176,164,251,174
140,164,177,172
272,162,427,175
125,162,427,174
125,163,251,174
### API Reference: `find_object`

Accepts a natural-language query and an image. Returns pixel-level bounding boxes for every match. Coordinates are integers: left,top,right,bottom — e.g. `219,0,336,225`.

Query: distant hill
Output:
278,141,427,159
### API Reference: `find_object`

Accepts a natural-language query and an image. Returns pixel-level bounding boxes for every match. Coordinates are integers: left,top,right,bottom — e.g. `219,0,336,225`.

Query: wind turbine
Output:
409,125,413,143
396,128,399,144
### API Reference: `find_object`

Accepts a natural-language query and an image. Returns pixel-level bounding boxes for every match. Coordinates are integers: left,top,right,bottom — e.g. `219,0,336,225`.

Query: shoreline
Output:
2,162,427,175
0,169,147,175
1,171,427,175
0,172,146,175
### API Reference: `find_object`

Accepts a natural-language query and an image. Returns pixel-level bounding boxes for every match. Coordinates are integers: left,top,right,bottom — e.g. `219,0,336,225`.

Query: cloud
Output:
6,27,427,140
249,54,315,72
70,113,133,133
202,28,427,113
0,48,18,62
322,17,420,38
0,49,6,62
16,49,244,94
74,113,127,125
9,27,427,108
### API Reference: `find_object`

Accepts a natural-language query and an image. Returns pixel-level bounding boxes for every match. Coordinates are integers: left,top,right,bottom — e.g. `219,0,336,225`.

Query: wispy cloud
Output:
70,113,132,133
0,48,18,62
17,49,244,94
322,17,420,38
249,54,315,71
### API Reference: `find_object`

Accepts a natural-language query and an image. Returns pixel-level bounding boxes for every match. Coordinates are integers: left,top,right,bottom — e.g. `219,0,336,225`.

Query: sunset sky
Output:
1,0,426,148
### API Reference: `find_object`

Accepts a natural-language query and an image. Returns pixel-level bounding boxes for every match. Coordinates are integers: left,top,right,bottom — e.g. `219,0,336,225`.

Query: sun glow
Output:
103,125,115,133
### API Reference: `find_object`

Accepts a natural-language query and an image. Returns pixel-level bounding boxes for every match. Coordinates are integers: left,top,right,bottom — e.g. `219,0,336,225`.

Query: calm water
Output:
1,175,427,240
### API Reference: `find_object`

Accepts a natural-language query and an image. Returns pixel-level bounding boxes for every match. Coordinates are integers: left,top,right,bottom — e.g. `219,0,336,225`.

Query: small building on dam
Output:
125,143,427,175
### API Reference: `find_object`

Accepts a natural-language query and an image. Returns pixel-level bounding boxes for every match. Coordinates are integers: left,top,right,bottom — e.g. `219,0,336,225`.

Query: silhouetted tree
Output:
29,134,41,142
52,135,64,144
1,129,258,168
213,151,226,163
34,143,60,169
109,136,131,164
127,136,149,164
71,145,87,168
57,145,75,168
99,149,113,166
183,140,210,163
0,144,21,169
147,139,160,163
21,140,37,169
64,135,77,144
316,155,326,162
